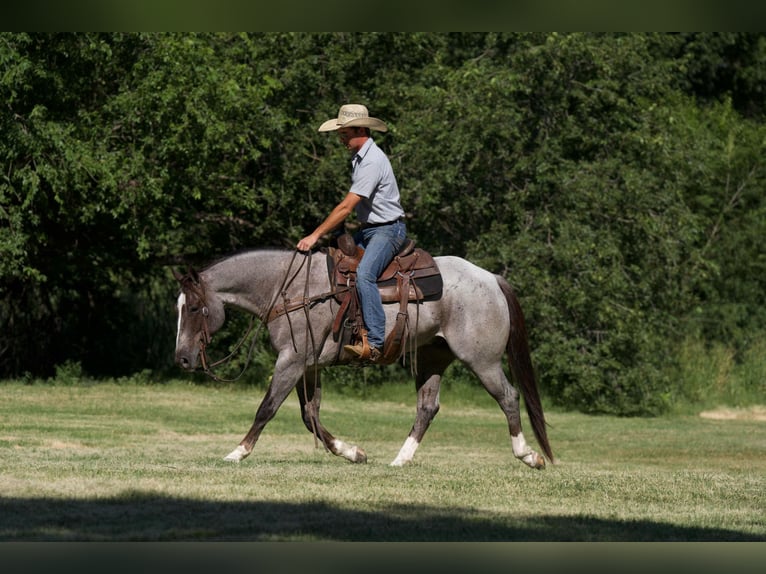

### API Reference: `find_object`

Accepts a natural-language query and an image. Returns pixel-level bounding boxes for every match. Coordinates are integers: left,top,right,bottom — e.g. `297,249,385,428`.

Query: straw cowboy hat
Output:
318,104,389,133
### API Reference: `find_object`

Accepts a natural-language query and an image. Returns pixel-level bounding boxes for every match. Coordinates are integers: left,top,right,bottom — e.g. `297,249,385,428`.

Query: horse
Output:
173,247,554,469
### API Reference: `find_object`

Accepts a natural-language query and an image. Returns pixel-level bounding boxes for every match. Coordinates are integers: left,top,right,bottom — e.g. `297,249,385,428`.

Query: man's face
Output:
337,127,366,153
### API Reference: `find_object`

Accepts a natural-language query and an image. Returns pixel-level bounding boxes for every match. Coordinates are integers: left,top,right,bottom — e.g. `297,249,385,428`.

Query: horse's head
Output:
173,267,225,371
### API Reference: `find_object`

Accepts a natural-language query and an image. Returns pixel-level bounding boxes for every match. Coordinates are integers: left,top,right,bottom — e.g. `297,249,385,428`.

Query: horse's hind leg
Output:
296,367,367,463
391,339,454,467
474,364,545,469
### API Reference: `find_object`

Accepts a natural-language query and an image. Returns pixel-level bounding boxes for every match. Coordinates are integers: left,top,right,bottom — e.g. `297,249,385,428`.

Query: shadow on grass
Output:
1,493,763,541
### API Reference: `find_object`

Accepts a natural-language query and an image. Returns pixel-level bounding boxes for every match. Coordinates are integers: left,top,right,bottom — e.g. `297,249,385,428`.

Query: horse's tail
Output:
496,275,554,463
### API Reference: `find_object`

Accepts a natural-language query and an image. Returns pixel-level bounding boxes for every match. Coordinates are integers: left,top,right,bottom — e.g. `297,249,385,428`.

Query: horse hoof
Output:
223,445,249,462
521,451,546,470
353,447,367,464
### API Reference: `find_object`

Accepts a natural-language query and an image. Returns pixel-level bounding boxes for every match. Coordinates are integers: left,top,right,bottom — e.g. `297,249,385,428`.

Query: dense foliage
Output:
2,33,765,414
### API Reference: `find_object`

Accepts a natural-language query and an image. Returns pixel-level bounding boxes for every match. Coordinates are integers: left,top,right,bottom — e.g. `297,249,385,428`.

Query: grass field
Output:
0,379,764,542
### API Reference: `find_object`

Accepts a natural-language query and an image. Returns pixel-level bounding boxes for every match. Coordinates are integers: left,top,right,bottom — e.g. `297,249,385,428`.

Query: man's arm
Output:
296,192,362,251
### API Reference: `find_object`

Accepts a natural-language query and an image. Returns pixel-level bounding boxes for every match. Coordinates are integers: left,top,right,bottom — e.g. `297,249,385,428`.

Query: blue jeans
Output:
354,221,407,350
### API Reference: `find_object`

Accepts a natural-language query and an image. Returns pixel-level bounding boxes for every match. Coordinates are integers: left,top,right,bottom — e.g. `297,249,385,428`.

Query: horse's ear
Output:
172,268,184,282
189,266,201,285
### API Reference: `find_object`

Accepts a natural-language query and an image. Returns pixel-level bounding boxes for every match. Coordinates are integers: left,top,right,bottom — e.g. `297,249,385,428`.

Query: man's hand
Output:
297,233,319,252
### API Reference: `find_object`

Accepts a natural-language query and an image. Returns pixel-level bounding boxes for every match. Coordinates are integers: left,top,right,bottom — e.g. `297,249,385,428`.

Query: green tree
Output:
2,33,764,416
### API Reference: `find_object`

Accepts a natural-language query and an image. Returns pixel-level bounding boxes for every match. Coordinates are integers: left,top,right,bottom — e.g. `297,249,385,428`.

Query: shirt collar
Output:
352,138,374,165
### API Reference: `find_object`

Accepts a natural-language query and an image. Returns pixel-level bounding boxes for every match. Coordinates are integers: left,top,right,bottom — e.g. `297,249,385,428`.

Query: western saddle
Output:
328,233,442,364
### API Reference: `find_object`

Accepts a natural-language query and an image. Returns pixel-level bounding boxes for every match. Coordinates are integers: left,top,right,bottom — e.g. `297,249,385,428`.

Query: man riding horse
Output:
297,104,407,364
174,104,553,469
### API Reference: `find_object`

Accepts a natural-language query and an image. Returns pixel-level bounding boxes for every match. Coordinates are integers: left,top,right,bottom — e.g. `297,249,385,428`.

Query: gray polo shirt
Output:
349,138,405,225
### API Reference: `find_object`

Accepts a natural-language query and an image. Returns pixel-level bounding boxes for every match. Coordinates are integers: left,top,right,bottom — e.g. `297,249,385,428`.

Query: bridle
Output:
178,276,253,379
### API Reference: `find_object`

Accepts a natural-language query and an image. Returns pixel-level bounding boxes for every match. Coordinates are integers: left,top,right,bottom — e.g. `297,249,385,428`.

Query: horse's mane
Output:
197,247,295,273
174,248,296,289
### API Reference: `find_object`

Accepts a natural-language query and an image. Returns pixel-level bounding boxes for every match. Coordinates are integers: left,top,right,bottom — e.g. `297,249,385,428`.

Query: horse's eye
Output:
189,306,199,313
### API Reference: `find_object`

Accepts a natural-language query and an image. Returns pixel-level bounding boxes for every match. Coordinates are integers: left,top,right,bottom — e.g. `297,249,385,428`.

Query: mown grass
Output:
0,379,763,541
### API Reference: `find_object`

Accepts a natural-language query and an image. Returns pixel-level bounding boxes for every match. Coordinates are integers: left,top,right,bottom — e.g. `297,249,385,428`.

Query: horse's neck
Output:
202,250,301,318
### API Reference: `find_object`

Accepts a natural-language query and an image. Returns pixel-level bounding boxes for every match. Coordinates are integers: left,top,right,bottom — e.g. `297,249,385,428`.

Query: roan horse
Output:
173,247,554,469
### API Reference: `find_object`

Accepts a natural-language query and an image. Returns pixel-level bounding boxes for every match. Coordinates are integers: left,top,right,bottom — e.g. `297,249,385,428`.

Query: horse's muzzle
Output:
175,350,198,371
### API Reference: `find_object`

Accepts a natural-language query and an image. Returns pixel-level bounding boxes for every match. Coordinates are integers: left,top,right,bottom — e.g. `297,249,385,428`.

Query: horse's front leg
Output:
296,366,367,464
223,354,303,463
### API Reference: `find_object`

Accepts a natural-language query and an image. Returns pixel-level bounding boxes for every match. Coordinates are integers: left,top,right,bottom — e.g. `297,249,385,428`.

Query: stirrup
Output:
344,329,373,360
344,341,371,360
343,343,382,364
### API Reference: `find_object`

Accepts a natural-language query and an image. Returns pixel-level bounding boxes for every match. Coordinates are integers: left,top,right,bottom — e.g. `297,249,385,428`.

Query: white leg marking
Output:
390,436,420,467
512,432,544,468
511,432,532,458
332,439,366,463
176,293,186,349
223,445,249,462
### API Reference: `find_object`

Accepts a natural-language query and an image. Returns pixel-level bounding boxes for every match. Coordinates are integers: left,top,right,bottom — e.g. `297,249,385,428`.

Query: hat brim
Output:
318,117,388,132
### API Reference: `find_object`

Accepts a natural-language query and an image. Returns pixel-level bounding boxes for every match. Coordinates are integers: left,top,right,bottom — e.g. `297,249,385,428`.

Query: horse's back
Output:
434,256,505,296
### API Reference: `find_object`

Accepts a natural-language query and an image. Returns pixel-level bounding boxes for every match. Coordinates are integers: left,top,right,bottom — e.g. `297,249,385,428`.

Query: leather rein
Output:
184,250,344,384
